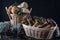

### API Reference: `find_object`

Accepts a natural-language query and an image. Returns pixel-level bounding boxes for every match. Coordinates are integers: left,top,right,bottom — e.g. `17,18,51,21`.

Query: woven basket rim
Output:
22,24,57,30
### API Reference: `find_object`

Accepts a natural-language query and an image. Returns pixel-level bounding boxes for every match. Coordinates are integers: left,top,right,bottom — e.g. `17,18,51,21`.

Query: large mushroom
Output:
17,2,32,14
11,6,20,14
17,2,28,8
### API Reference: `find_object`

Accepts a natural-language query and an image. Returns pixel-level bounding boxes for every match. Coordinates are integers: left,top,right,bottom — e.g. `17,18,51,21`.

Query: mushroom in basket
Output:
11,6,20,14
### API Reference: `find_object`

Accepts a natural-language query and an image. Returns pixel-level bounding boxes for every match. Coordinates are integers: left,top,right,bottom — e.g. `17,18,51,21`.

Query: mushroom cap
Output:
22,8,30,13
11,6,20,14
17,2,28,8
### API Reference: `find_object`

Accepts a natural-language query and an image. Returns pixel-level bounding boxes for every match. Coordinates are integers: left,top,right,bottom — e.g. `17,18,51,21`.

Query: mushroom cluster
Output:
5,2,56,29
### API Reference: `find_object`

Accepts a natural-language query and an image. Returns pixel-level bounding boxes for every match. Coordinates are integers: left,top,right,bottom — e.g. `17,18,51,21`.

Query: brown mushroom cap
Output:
11,6,20,14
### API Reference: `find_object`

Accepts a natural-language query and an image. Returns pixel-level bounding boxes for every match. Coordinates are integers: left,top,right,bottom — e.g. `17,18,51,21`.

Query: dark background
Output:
0,0,60,39
0,0,60,28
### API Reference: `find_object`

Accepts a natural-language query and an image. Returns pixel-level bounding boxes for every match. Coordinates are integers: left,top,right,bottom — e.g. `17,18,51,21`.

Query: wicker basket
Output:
22,24,57,39
10,14,20,26
5,7,21,26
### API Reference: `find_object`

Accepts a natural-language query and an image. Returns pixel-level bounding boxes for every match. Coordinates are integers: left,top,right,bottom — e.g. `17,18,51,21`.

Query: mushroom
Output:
17,2,28,8
17,2,32,13
11,6,20,14
22,8,30,13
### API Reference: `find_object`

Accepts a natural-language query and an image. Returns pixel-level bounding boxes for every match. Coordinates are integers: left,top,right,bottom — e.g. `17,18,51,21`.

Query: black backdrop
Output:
0,0,60,27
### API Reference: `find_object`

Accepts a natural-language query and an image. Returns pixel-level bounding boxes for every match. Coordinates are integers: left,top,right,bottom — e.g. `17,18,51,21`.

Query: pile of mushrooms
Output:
5,2,56,29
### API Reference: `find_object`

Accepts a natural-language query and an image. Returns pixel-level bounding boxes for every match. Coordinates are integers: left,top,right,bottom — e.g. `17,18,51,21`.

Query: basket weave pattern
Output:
22,24,57,39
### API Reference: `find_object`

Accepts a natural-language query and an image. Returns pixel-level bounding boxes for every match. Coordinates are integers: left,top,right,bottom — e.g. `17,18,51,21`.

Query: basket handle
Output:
5,7,12,20
29,8,32,14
